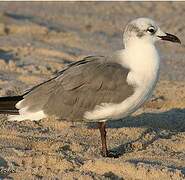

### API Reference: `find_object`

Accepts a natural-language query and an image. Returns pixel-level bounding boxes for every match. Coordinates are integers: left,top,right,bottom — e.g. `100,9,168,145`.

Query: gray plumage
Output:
19,55,134,122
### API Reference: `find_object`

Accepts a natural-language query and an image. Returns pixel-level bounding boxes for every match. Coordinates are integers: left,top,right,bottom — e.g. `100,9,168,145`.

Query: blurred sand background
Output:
0,2,184,179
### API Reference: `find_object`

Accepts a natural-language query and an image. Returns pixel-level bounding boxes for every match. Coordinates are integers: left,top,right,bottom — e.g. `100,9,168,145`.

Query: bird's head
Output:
123,17,181,47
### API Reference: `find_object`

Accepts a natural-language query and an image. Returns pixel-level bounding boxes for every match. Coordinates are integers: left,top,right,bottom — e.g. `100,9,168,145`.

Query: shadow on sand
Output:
107,108,185,131
88,108,185,131
0,49,15,63
0,156,10,179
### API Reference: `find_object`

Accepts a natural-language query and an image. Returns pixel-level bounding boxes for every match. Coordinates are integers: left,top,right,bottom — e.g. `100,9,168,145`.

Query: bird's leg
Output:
98,121,108,157
98,121,119,158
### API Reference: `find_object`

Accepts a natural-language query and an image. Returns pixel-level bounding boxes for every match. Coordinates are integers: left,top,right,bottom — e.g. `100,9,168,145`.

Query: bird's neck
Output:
125,39,157,57
117,40,160,89
122,40,160,72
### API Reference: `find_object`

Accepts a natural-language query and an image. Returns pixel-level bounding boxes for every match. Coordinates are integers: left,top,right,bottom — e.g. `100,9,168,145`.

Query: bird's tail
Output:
0,96,23,114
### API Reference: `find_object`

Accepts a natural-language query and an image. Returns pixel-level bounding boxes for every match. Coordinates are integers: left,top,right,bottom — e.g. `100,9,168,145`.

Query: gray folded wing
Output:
20,56,134,121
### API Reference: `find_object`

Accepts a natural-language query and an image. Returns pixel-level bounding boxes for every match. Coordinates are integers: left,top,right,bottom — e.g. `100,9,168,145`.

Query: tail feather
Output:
0,96,23,114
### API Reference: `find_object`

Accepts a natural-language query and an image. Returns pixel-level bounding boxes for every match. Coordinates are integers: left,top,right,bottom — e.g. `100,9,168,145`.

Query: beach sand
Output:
0,2,184,179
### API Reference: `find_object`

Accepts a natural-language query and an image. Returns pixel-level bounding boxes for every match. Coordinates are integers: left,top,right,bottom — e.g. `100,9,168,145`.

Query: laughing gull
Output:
0,17,181,157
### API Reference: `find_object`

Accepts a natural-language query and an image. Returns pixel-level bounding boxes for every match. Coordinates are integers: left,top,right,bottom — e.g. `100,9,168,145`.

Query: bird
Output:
0,17,181,157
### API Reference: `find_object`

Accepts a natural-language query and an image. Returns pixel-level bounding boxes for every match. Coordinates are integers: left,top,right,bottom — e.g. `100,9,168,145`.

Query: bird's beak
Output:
158,32,181,44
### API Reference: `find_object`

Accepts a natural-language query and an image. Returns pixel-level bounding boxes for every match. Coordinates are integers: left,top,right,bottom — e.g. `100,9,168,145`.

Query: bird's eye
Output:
147,27,155,34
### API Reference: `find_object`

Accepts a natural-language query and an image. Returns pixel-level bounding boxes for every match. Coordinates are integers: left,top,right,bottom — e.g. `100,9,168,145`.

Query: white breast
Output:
84,42,160,121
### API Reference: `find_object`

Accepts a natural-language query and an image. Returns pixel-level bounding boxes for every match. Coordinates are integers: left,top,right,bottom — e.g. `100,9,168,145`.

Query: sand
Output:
0,2,184,180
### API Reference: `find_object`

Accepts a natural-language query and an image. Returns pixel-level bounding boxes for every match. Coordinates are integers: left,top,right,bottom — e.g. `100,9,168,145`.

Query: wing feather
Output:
18,55,134,121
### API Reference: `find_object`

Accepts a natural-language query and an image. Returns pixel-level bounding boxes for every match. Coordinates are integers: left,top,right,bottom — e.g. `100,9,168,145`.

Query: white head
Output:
124,17,181,47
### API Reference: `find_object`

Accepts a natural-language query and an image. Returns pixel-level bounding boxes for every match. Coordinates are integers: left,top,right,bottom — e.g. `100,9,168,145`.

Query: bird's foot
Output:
101,150,120,158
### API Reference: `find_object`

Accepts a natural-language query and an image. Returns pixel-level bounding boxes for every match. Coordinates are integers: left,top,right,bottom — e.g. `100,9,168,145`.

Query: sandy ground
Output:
0,2,184,180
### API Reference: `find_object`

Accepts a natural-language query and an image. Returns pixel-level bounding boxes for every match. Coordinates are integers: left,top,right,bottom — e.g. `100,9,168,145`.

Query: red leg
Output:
98,121,108,157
